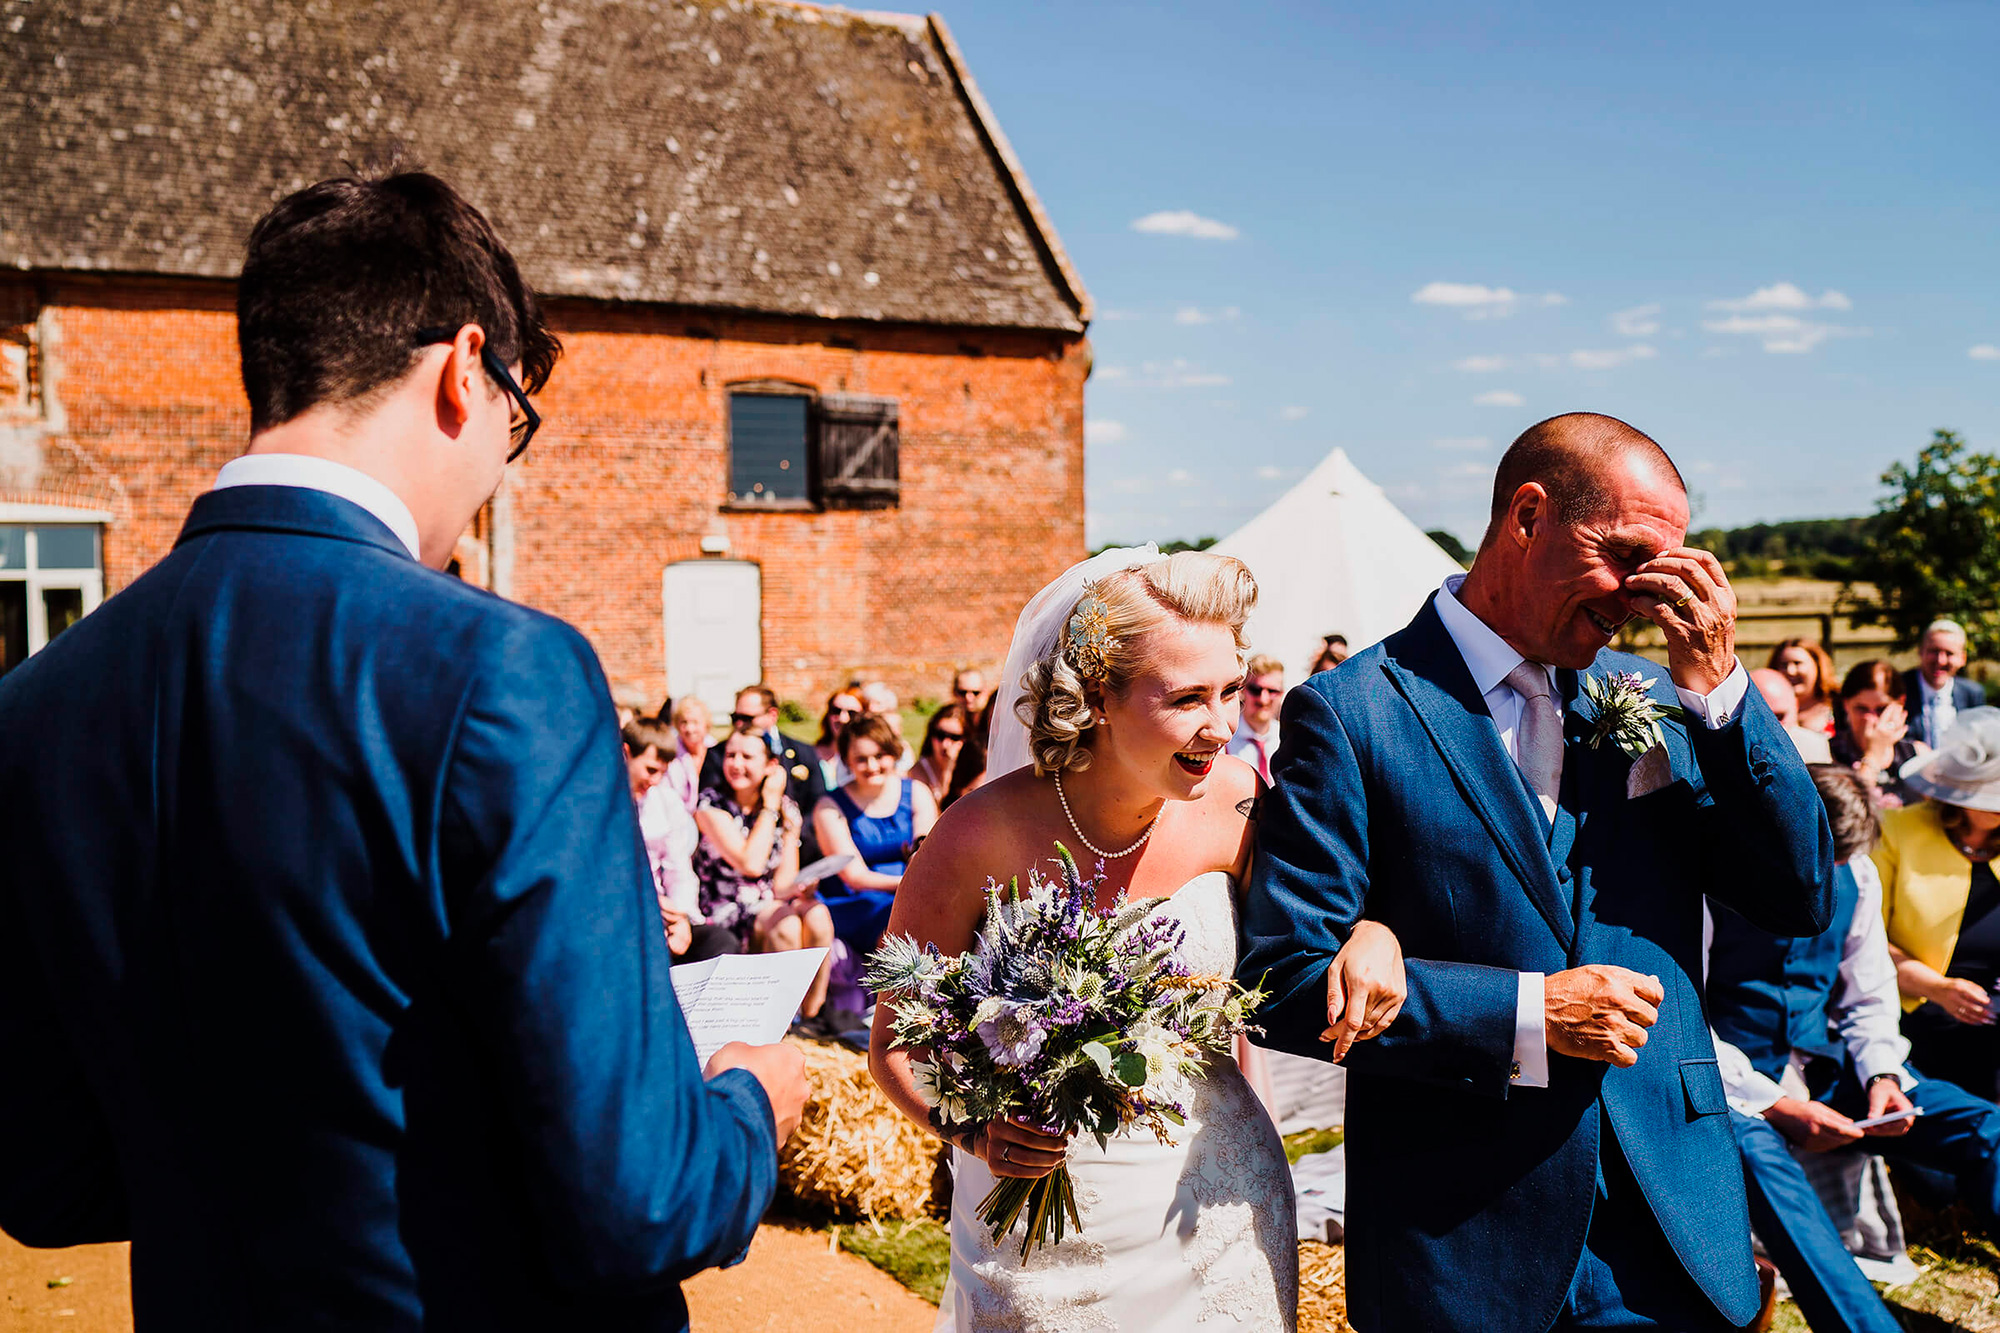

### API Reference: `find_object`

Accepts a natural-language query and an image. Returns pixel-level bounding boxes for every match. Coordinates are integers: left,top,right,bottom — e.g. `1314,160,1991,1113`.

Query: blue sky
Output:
937,1,2000,549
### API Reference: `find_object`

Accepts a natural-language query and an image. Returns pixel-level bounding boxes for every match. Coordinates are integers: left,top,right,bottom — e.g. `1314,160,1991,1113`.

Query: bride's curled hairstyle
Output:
1017,551,1256,777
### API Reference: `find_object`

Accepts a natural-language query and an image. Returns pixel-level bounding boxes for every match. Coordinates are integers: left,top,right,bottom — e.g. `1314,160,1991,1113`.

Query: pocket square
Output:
1626,744,1672,799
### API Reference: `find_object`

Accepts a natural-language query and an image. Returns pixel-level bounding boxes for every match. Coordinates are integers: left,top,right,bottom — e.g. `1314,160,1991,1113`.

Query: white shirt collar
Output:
1434,573,1546,697
1232,715,1278,746
212,454,423,562
1919,674,1944,704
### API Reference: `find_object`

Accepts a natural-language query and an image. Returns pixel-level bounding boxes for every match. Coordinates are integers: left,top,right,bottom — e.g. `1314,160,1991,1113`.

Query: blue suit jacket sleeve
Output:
1687,693,1835,938
0,890,127,1246
1239,683,1518,1096
439,614,776,1291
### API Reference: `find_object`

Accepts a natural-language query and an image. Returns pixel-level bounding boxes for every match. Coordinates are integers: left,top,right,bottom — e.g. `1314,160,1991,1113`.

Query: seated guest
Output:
624,719,738,965
1772,637,1840,738
693,732,834,1018
1905,619,1986,748
1710,764,2000,1333
1880,710,2000,1099
1228,653,1285,784
1832,659,1926,807
812,688,863,792
703,684,829,861
910,703,971,805
1752,665,1834,764
941,729,987,812
857,679,917,774
812,714,938,955
951,667,991,721
663,695,713,813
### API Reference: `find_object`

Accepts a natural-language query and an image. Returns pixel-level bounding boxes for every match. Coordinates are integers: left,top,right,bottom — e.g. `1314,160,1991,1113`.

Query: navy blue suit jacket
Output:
0,487,777,1330
1239,597,1833,1332
1901,668,1986,747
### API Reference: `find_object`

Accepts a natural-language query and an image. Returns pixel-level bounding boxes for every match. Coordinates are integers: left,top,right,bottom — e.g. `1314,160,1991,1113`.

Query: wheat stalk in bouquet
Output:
865,843,1267,1261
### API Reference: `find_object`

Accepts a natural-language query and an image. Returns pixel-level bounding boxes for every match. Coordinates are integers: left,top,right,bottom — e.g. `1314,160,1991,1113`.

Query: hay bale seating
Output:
778,1034,944,1221
1297,1239,1351,1332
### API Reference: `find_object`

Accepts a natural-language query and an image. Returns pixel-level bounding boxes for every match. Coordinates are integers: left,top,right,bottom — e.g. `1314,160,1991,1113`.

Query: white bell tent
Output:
1214,447,1465,676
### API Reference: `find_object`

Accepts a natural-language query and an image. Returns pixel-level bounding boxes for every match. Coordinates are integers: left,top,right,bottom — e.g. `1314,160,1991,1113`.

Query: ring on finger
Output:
1672,594,1693,608
1000,1144,1011,1163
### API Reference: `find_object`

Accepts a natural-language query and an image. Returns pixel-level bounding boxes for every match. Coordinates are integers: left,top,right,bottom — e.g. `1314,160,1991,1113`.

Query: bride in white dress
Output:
868,547,1407,1332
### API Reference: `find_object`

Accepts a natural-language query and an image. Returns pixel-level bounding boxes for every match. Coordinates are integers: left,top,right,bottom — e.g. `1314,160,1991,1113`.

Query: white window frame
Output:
0,504,110,660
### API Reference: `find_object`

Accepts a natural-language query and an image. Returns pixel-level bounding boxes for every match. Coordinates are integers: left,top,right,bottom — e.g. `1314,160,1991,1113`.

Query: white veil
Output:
985,544,1170,781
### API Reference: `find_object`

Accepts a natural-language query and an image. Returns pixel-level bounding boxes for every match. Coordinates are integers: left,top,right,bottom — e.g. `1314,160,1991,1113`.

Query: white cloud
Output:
1130,210,1240,241
1566,345,1658,370
1109,476,1152,495
1084,419,1128,446
1701,313,1857,354
1173,305,1241,325
1454,354,1509,373
1971,345,2000,361
1413,282,1518,309
1096,359,1231,389
1473,390,1525,407
1709,282,1852,313
1254,465,1294,481
1413,283,1564,320
1611,304,1662,337
1433,436,1491,451
1166,468,1197,486
1278,405,1310,421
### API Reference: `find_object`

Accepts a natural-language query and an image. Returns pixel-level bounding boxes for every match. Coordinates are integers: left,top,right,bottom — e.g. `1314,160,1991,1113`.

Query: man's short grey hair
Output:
1924,619,1968,642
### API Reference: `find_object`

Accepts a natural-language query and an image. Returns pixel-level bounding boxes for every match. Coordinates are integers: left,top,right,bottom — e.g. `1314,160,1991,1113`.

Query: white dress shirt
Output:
212,453,423,563
1228,716,1281,784
1433,574,1752,1089
1704,855,1913,1115
1919,675,1958,749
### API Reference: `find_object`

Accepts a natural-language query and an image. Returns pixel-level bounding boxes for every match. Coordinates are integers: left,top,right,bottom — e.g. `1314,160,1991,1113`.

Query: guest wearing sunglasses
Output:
813,689,864,791
1228,654,1286,785
910,703,972,805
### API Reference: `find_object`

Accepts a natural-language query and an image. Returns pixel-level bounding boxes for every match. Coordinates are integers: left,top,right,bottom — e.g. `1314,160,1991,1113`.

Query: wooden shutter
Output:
814,393,899,509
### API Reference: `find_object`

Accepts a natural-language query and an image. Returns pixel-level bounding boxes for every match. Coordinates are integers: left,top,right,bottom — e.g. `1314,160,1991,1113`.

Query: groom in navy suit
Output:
0,174,806,1330
1243,414,1834,1331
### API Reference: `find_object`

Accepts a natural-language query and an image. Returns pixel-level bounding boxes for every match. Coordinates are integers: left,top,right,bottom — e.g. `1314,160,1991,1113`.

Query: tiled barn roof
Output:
0,1,1089,332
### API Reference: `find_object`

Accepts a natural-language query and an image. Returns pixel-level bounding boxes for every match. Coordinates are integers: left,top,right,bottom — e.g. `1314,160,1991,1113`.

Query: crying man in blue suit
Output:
1242,413,1835,1333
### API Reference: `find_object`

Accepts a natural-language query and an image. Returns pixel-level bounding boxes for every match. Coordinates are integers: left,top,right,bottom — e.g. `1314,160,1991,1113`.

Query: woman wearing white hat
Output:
1880,707,2000,1097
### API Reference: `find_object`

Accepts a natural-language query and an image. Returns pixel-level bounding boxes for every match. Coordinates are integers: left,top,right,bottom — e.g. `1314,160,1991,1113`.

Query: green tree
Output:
1425,529,1472,567
1849,430,2000,657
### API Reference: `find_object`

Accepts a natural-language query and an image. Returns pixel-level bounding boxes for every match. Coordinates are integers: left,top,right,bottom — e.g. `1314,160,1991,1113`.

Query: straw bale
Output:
778,1034,945,1220
1297,1240,1351,1333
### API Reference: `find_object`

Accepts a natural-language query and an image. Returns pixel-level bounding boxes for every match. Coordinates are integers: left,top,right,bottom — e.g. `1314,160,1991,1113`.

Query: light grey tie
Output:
1504,660,1563,816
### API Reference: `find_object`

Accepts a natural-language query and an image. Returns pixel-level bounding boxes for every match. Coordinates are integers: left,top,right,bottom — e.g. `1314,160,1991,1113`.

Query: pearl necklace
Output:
1053,770,1160,860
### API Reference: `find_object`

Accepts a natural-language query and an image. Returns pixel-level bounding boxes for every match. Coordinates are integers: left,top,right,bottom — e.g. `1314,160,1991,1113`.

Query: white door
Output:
662,560,762,719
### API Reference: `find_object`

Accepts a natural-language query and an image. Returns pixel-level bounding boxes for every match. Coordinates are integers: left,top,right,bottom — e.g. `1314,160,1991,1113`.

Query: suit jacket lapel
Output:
1381,600,1575,951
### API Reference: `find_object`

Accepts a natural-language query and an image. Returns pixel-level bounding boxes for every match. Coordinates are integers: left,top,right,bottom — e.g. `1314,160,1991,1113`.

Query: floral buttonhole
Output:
1578,671,1684,800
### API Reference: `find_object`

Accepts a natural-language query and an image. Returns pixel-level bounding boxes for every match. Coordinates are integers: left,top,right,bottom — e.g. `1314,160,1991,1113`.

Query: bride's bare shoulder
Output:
910,768,1052,877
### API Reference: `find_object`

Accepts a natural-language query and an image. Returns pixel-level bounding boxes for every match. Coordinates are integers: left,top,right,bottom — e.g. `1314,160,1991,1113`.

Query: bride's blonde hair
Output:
1016,551,1256,778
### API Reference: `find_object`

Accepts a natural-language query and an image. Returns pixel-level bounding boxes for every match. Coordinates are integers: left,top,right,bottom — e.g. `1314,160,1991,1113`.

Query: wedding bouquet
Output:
864,844,1268,1261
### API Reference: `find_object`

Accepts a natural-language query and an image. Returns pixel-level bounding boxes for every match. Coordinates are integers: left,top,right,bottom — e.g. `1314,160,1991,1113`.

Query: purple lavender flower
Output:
977,1001,1049,1068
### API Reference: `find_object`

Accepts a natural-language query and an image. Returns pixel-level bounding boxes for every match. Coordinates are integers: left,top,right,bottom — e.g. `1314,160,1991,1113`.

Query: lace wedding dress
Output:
935,872,1299,1332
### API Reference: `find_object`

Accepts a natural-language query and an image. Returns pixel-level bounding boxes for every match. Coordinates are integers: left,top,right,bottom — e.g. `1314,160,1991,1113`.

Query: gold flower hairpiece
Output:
1065,586,1118,681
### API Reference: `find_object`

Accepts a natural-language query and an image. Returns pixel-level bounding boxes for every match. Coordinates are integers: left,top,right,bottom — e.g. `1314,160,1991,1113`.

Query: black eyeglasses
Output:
730,712,762,728
1243,684,1284,698
414,327,540,463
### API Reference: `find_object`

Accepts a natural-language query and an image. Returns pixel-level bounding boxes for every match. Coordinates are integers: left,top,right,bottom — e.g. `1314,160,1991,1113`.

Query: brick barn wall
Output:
1,276,1088,708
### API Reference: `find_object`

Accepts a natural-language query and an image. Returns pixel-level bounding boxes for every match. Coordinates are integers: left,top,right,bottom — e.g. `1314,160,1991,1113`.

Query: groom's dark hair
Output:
1480,413,1684,549
237,172,560,432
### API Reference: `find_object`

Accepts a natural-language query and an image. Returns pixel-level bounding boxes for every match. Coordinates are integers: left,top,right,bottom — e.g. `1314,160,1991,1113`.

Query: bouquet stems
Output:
978,1164,1084,1261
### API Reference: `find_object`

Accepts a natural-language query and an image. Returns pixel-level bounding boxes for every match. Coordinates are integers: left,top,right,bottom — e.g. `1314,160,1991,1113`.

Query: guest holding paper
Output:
694,731,834,1017
1879,710,2000,1100
1708,764,2000,1333
813,713,938,955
